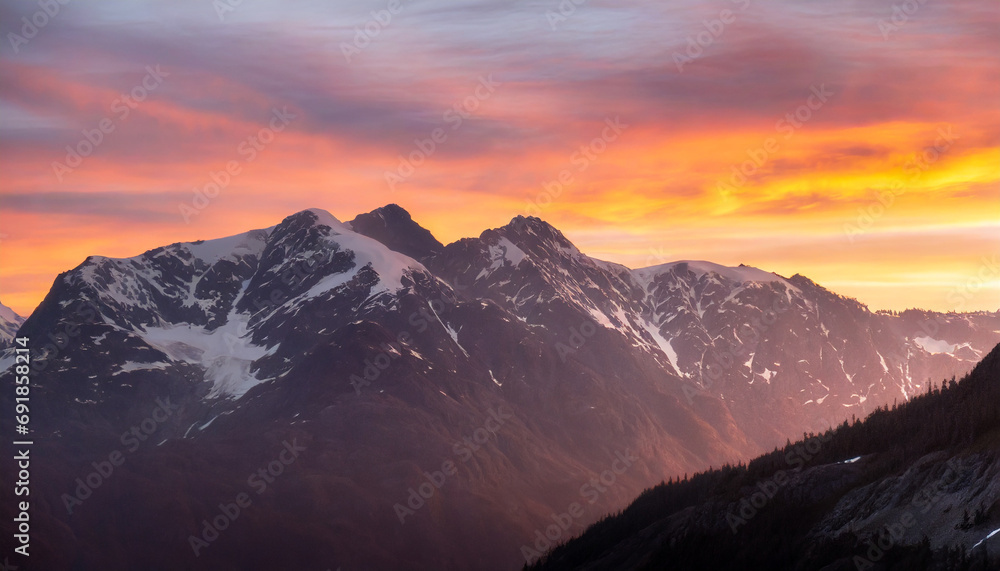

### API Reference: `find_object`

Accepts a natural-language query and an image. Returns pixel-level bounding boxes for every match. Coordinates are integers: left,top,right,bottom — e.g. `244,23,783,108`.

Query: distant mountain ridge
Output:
0,300,24,347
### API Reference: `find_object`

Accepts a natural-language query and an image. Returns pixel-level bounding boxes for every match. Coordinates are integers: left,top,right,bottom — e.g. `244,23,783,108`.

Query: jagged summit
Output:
499,214,576,247
446,214,585,273
370,203,410,219
634,260,794,289
272,208,347,240
504,214,549,231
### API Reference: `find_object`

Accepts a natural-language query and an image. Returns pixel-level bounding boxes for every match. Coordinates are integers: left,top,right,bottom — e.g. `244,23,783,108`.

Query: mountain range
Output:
0,204,996,570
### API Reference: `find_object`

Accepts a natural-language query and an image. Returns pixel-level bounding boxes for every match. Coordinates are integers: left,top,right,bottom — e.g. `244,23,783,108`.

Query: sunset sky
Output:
1,0,998,317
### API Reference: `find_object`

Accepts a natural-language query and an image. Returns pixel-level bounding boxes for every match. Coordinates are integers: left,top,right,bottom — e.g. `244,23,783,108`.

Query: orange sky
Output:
1,0,998,317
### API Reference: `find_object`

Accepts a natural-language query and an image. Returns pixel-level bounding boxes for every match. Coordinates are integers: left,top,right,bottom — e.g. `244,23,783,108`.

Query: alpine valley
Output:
1,205,997,570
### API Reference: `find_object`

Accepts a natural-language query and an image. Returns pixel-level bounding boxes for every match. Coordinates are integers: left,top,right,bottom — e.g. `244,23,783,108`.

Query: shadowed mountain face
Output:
528,343,1000,571
0,205,995,570
347,203,444,263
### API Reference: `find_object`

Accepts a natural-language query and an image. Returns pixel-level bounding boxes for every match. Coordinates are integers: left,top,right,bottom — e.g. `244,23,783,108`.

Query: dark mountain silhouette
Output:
348,203,444,262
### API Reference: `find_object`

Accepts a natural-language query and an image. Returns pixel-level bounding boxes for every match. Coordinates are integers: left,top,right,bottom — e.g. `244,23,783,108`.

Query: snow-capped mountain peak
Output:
43,207,435,400
302,207,346,230
500,215,583,258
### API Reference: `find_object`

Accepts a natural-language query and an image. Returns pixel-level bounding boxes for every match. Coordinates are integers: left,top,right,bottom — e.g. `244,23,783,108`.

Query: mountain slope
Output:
528,343,1000,570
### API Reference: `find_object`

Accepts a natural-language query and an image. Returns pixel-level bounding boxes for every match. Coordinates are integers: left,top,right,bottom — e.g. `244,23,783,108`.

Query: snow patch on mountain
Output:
182,228,272,265
640,318,684,377
585,305,616,329
475,237,528,281
913,336,965,355
972,526,1000,550
493,237,526,267
444,322,469,357
760,367,776,383
140,312,272,399
301,225,423,299
112,361,170,376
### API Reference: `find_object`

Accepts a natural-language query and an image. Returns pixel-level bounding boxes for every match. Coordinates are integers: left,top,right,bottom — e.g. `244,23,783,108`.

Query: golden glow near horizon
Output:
1,1,998,317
